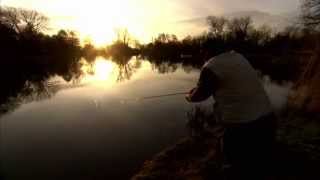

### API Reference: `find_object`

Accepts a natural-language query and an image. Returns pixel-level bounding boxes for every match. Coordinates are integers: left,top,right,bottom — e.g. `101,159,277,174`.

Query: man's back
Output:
204,51,272,124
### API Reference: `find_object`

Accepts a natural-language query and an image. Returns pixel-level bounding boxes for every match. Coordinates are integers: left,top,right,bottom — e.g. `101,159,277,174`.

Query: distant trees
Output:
248,25,272,45
115,28,131,46
206,16,253,41
0,6,84,114
105,28,139,60
0,3,317,85
227,16,253,40
0,6,83,82
155,33,178,43
138,15,314,81
54,30,80,47
139,33,182,62
82,43,97,62
0,6,81,58
207,16,228,37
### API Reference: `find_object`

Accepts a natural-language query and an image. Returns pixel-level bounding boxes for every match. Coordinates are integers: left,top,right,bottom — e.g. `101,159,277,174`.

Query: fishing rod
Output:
120,92,189,104
141,92,189,100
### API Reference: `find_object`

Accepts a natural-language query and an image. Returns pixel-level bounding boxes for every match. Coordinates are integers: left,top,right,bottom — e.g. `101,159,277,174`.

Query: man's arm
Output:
186,68,220,102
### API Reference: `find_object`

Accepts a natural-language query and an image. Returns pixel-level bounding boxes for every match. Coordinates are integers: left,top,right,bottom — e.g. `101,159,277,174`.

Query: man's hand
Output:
185,88,196,102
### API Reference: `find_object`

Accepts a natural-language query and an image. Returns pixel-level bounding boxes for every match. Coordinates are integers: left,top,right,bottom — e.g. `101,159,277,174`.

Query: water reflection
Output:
81,56,145,85
152,61,178,74
0,55,200,118
0,54,299,180
109,54,142,82
0,78,86,118
81,57,118,85
0,56,200,180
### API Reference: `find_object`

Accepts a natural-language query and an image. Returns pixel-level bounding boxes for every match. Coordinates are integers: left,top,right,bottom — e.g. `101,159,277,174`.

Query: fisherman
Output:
186,51,276,178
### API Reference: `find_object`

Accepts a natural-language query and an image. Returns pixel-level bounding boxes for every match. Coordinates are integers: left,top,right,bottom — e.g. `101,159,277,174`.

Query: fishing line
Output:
120,92,189,104
141,92,189,100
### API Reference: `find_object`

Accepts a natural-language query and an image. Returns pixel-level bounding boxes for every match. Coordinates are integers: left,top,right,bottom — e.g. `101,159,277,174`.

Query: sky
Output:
1,0,301,46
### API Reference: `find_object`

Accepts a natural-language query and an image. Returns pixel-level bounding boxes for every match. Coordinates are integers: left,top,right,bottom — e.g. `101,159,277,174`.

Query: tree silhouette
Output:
0,7,21,33
0,6,48,34
115,28,131,46
207,16,228,37
227,16,253,41
20,9,49,33
248,25,272,45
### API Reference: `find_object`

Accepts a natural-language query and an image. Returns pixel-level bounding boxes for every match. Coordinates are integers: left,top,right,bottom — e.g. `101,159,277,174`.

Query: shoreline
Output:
132,113,320,180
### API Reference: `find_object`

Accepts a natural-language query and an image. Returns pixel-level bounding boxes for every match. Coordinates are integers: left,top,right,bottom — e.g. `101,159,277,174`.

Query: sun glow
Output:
81,57,118,85
95,59,115,80
70,1,133,46
3,0,201,46
53,0,135,46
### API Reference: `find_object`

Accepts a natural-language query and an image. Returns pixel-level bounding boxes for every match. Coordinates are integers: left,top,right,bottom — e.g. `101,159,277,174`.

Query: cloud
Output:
177,0,300,16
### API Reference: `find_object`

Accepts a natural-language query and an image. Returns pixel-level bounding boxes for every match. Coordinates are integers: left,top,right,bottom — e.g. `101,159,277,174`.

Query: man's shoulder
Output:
204,51,250,68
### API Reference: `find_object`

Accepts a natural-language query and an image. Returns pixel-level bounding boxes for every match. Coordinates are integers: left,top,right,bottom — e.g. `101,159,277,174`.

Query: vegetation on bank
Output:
132,121,320,180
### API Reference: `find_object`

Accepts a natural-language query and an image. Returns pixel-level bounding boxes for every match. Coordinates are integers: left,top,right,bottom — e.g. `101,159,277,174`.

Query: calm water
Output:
0,57,210,179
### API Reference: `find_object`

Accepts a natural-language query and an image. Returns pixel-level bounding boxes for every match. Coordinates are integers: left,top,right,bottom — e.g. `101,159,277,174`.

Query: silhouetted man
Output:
186,51,275,178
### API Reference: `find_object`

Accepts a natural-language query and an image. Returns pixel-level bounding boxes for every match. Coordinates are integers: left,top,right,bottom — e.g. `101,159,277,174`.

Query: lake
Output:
0,56,212,179
0,55,290,180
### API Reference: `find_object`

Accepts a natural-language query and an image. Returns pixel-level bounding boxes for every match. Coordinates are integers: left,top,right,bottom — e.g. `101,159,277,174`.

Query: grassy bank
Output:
132,111,320,180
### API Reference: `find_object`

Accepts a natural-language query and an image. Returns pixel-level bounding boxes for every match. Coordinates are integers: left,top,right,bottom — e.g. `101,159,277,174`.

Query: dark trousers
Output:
223,113,276,179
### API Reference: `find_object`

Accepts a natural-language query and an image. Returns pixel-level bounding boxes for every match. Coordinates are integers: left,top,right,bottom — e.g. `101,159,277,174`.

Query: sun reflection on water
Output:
79,56,155,88
81,57,118,86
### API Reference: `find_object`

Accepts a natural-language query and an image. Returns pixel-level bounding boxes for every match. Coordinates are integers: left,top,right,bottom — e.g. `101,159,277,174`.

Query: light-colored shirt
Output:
203,51,272,124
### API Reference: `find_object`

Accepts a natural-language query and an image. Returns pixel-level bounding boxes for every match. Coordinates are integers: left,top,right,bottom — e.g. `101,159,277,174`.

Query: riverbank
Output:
132,112,320,180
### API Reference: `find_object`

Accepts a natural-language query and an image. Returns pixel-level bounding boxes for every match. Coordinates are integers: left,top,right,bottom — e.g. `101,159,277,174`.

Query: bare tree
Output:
249,25,272,45
155,33,178,43
55,30,80,46
156,33,169,43
115,28,131,46
20,9,48,33
0,6,48,34
227,16,253,40
0,7,21,33
207,16,228,36
302,0,320,28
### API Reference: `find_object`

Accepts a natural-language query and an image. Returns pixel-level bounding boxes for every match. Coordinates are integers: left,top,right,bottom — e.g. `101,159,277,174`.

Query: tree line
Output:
0,6,83,79
141,16,319,82
0,6,84,113
1,2,319,83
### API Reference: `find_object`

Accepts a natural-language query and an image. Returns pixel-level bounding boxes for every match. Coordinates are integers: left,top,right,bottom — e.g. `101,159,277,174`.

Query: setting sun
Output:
2,0,210,46
68,0,134,46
